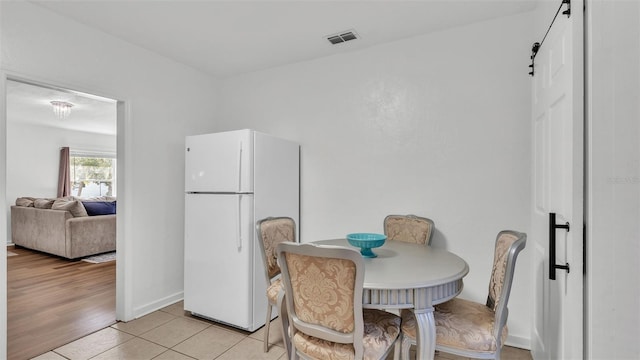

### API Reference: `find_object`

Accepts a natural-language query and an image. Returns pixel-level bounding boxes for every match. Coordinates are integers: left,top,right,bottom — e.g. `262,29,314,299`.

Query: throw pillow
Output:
52,199,88,217
82,201,116,216
15,197,35,207
34,198,55,209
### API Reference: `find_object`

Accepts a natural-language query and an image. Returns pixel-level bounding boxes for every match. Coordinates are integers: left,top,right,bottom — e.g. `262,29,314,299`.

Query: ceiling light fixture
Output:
50,101,74,120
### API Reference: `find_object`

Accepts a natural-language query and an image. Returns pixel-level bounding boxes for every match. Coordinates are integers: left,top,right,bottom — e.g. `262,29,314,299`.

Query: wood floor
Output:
7,246,116,360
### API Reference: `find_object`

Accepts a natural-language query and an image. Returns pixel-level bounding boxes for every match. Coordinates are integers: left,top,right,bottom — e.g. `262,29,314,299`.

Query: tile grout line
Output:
111,310,180,337
152,349,197,360
86,333,141,360
162,314,273,359
138,322,212,354
164,323,214,358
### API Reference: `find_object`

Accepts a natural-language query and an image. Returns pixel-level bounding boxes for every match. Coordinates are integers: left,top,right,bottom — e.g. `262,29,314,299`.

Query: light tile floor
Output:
32,301,532,360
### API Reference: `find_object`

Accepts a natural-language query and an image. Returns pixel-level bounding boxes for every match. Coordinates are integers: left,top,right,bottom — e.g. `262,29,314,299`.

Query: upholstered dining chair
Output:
383,214,435,245
256,217,296,352
399,230,526,360
276,242,402,360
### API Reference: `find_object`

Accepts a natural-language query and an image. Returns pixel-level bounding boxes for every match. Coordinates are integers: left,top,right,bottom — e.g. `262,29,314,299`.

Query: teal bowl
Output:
346,233,386,258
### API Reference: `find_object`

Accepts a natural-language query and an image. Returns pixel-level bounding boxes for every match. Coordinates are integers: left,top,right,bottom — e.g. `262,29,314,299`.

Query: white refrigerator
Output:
184,129,299,331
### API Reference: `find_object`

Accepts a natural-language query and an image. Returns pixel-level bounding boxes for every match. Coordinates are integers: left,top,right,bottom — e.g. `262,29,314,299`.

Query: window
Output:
70,152,116,197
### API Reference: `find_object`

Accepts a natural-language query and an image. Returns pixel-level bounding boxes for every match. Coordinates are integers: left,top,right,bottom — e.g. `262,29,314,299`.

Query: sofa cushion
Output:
74,196,117,202
34,198,55,209
15,197,35,207
82,201,116,216
52,199,88,217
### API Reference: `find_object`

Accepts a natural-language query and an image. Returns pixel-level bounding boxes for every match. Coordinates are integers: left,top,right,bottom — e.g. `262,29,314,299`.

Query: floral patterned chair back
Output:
277,242,401,360
257,217,296,282
384,214,435,245
255,216,296,352
399,230,526,360
487,231,525,312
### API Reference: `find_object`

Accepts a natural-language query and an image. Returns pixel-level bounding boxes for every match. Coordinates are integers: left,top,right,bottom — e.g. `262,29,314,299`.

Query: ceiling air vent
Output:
327,30,359,45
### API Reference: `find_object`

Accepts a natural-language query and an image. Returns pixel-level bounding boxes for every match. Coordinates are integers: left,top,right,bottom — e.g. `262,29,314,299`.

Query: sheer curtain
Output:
57,147,71,197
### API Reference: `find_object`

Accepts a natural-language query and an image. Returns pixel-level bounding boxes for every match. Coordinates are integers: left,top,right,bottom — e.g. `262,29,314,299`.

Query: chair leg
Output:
263,304,273,352
393,334,402,360
401,335,413,360
278,291,292,359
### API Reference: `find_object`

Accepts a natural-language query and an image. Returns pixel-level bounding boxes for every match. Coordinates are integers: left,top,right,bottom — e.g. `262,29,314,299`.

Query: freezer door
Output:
184,193,255,329
185,130,253,193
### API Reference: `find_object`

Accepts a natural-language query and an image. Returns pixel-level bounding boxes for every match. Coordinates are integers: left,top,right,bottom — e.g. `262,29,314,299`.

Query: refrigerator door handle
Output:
237,140,243,192
236,195,243,250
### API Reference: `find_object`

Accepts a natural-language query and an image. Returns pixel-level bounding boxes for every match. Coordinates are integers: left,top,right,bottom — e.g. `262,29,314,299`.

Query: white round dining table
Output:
315,239,469,360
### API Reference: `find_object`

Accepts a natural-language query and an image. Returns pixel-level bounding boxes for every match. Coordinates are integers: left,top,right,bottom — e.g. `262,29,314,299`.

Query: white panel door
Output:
531,1,583,359
185,130,253,193
184,193,254,329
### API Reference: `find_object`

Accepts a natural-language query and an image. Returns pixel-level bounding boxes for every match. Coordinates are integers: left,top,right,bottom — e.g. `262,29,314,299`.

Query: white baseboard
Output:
505,334,531,350
131,291,184,320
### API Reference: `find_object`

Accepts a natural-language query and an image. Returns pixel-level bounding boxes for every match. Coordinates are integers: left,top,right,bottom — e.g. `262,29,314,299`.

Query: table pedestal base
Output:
362,279,464,360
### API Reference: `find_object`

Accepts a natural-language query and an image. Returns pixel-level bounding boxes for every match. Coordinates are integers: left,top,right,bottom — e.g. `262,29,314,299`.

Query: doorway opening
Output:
5,77,120,359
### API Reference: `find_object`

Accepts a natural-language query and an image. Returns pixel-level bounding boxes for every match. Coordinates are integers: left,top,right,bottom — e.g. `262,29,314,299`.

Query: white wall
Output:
217,12,534,347
0,2,220,344
587,1,640,358
5,122,116,243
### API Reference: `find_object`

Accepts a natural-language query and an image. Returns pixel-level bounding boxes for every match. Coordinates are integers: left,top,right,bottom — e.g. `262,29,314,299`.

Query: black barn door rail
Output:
529,0,571,76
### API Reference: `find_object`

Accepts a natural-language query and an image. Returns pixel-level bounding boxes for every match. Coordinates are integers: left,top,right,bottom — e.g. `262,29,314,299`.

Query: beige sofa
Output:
11,197,116,259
